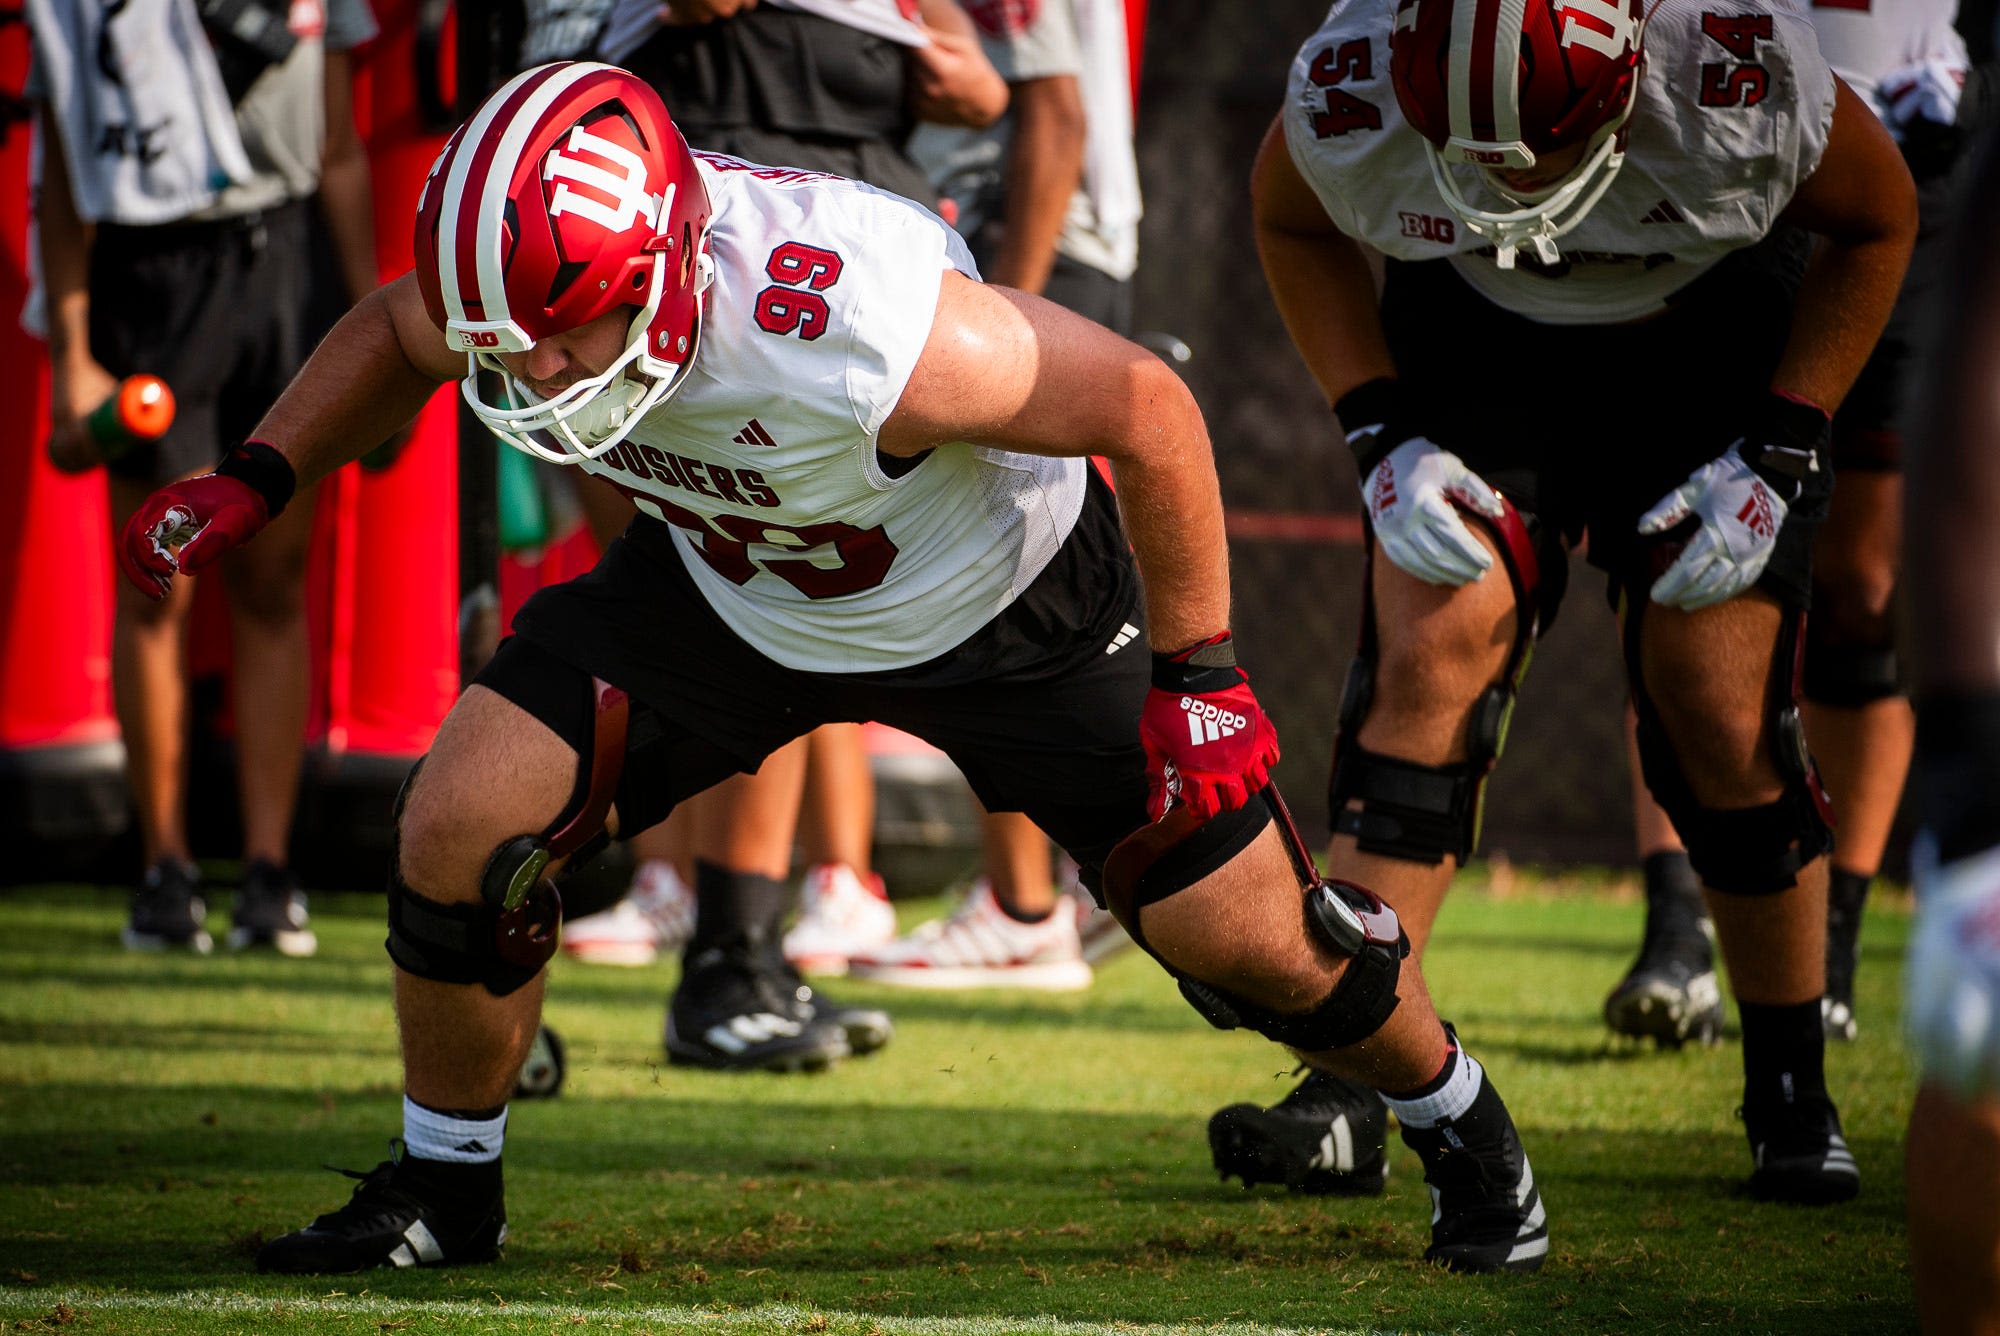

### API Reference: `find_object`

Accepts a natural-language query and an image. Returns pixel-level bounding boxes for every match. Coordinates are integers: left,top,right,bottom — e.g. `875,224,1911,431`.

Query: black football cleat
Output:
229,859,318,956
1743,1093,1861,1205
763,944,893,1056
1209,1068,1389,1196
1605,878,1723,1049
665,946,852,1072
123,858,212,953
1397,1067,1549,1274
1822,873,1867,1043
256,1142,507,1274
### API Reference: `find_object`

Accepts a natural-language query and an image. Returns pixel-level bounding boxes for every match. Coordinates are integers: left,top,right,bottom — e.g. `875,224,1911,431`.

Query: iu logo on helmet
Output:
1556,0,1638,57
547,126,665,236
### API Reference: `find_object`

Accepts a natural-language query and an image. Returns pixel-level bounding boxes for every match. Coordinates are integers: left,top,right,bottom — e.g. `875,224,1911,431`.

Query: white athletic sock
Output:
402,1096,507,1164
1382,1046,1485,1129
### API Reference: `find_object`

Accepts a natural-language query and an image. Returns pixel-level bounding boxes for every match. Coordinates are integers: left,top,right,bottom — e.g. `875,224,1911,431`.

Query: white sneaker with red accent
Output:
1057,859,1132,964
561,860,696,967
782,863,896,975
847,880,1094,991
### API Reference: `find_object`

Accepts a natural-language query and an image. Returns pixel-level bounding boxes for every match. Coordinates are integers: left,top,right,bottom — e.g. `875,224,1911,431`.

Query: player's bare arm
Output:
881,270,1230,653
249,273,463,488
1771,78,1919,413
1249,116,1396,407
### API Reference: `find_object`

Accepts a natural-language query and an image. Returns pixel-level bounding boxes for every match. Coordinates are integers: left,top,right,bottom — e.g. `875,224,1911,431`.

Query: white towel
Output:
26,0,255,225
1072,0,1140,237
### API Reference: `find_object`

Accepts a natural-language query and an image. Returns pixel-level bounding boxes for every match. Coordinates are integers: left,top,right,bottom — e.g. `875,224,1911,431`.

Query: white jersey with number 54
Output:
1284,0,1836,324
578,154,1088,674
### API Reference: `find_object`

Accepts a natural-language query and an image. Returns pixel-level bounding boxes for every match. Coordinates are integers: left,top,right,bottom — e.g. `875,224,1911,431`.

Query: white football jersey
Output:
1283,0,1837,323
579,154,1088,673
1808,0,1968,117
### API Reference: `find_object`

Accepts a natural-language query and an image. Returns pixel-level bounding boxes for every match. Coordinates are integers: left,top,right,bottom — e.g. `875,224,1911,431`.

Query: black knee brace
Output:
1102,786,1410,1051
1329,496,1543,864
387,679,630,995
1801,633,1903,708
1627,605,1834,896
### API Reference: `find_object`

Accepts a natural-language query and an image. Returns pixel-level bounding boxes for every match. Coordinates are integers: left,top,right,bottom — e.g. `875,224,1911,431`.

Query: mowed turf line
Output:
0,876,1916,1335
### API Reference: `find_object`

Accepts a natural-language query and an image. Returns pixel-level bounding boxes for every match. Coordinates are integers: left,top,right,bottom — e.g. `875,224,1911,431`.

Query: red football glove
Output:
118,442,296,599
1139,632,1281,822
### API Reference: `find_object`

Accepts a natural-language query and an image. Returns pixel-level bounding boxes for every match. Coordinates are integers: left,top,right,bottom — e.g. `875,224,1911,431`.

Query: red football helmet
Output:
414,62,714,463
1390,0,1647,267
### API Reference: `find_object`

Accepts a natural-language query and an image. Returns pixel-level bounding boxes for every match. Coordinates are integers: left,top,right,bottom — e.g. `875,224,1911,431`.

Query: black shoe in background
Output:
123,858,212,954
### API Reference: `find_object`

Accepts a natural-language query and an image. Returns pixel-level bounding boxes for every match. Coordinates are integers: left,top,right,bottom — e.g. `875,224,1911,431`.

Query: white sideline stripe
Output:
0,1289,1411,1336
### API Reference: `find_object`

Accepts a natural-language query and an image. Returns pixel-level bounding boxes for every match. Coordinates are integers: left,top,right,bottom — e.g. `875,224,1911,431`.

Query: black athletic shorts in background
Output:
87,199,314,486
488,469,1156,873
1378,229,1830,617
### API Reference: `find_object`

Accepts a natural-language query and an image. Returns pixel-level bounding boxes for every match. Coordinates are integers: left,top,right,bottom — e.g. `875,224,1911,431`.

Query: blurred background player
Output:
1604,0,1977,1051
848,0,1141,990
28,0,378,955
1901,103,2000,1336
1208,0,1914,1208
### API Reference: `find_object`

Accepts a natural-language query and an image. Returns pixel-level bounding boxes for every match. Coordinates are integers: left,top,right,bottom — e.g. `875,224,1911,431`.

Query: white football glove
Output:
1360,437,1506,586
1907,839,2000,1098
1637,445,1789,610
1879,58,1966,138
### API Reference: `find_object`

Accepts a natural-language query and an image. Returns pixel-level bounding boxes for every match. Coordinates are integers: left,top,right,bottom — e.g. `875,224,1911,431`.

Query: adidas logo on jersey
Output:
1179,695,1248,746
1639,199,1687,225
1104,622,1140,655
732,418,778,447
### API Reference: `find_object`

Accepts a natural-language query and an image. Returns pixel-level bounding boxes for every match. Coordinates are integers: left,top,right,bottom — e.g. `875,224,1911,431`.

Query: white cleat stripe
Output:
403,1219,445,1265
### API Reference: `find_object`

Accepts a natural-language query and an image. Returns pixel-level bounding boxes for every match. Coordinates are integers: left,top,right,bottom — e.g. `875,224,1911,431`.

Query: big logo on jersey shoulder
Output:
546,126,665,237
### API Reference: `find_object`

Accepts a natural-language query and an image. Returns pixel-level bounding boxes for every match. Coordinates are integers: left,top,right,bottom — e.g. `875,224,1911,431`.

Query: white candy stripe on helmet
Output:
440,61,620,342
1448,0,1531,155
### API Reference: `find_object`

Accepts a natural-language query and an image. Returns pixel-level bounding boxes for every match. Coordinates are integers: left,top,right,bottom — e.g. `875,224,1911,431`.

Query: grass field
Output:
0,870,1918,1335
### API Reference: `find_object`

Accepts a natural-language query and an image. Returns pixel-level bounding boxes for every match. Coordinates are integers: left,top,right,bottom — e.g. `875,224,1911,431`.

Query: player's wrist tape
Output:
216,440,297,518
1152,630,1242,693
1743,389,1830,501
1334,377,1415,479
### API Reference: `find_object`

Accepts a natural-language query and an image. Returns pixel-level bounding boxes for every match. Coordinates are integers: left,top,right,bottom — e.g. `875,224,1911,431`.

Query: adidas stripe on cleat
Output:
1397,1066,1549,1274
665,947,852,1072
255,1143,507,1274
1209,1069,1389,1196
1744,1094,1861,1204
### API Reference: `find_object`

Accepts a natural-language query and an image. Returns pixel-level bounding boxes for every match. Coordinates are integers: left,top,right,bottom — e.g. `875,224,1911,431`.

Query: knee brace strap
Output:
1672,798,1828,896
1627,606,1835,896
1178,879,1408,1052
387,869,546,996
385,679,630,992
1099,789,1276,952
1801,641,1903,708
1330,747,1489,865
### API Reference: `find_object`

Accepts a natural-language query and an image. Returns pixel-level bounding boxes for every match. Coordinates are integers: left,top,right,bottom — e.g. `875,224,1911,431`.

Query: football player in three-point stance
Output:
118,62,1539,1275
1209,0,1915,1208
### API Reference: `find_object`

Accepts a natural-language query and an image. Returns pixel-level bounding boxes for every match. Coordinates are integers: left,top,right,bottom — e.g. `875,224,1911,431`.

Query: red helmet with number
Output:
1390,0,1647,268
414,62,714,463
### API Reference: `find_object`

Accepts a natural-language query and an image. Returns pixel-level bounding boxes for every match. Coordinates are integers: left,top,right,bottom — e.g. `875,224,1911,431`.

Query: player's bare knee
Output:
392,761,525,904
1649,699,1777,807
